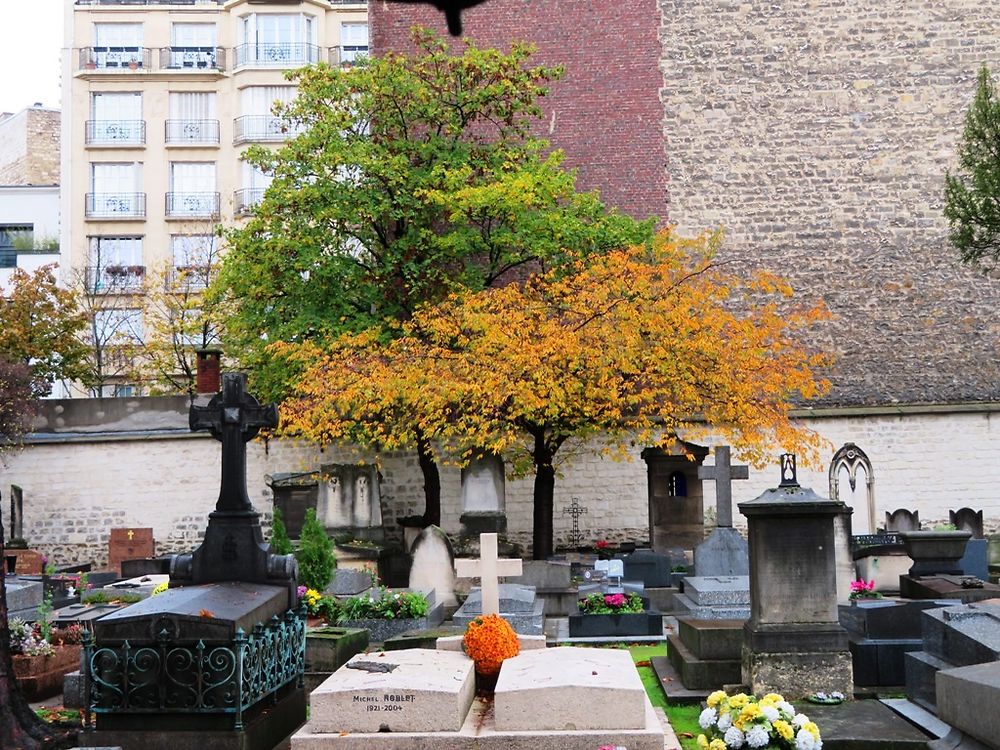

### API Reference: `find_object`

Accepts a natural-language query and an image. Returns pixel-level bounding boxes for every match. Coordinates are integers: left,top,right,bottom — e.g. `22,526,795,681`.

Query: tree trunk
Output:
0,505,77,749
531,434,556,560
416,431,441,527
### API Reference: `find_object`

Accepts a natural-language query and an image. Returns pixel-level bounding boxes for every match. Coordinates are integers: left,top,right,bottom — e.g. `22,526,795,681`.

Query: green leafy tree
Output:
270,506,294,556
945,65,1000,268
295,509,335,591
217,28,652,523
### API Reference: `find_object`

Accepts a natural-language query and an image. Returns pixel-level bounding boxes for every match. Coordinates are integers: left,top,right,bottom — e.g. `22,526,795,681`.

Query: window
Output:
88,236,144,291
93,23,144,69
169,23,217,68
94,308,144,343
237,13,317,67
89,93,143,144
236,86,297,142
100,383,139,398
340,22,368,64
171,234,217,289
0,225,32,268
236,162,273,214
168,162,218,217
167,92,218,144
88,162,143,218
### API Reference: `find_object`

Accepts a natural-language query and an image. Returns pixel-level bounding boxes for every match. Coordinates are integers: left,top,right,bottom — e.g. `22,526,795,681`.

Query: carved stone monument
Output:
459,453,507,536
694,445,749,577
317,463,384,542
641,443,709,551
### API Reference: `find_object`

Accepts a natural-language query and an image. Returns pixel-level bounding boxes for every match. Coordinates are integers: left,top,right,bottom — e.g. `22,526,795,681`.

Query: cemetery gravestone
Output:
108,527,155,576
950,507,984,538
408,524,457,607
642,443,709,550
886,508,920,532
695,445,750,577
455,532,521,617
459,453,507,536
317,463,383,542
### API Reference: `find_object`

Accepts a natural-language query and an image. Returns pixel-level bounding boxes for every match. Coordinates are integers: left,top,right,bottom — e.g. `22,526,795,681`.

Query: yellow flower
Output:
707,690,728,708
728,693,749,710
774,719,794,740
740,703,762,721
805,721,821,739
709,740,727,750
697,734,709,749
761,692,784,706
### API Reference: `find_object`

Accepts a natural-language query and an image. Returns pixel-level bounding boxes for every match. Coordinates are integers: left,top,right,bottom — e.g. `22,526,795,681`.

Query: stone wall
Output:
3,398,999,565
0,108,60,186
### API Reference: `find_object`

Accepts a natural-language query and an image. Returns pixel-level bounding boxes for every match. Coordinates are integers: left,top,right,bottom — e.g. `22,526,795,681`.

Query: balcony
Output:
85,193,146,219
79,47,152,72
233,43,320,69
166,192,221,219
85,265,146,293
86,120,146,146
159,46,226,72
233,115,303,144
330,45,368,66
234,188,265,216
165,119,220,146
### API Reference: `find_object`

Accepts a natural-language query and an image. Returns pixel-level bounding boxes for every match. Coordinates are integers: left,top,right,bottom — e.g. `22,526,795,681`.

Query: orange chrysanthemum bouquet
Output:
462,613,520,692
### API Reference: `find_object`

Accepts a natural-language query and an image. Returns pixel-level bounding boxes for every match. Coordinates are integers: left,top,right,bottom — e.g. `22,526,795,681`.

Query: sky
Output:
0,0,63,114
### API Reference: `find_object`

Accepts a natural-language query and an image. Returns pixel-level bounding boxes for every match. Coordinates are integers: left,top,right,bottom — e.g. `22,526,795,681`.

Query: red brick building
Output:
370,0,666,223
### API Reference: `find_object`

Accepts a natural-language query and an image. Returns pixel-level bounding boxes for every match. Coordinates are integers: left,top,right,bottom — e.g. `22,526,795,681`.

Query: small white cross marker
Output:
454,533,522,616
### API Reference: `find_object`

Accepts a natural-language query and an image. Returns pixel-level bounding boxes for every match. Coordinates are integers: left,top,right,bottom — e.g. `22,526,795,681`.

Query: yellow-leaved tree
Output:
276,230,831,559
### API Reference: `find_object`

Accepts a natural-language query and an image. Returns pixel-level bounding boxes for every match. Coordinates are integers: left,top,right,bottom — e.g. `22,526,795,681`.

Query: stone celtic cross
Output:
562,497,589,546
455,532,522,616
190,372,278,514
697,445,749,528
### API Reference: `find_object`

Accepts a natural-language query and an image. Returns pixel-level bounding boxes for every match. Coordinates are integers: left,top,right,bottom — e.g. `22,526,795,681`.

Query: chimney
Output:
196,349,222,394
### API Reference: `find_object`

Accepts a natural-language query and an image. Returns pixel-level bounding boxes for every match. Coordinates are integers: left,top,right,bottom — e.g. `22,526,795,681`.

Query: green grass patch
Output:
625,643,702,750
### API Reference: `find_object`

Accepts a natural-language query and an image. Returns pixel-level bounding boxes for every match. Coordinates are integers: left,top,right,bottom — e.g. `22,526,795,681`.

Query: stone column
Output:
738,455,853,698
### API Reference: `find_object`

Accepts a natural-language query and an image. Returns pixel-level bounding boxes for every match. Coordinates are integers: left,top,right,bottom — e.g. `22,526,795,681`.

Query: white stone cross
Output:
697,445,749,528
454,532,522,616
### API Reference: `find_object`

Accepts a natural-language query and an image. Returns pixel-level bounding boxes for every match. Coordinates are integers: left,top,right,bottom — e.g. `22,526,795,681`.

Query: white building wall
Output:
0,185,61,287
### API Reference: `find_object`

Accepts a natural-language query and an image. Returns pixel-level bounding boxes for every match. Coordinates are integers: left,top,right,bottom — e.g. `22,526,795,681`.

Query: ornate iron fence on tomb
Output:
81,607,305,731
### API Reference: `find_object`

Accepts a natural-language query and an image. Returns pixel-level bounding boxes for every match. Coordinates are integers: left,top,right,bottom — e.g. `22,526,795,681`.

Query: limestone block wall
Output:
0,108,60,186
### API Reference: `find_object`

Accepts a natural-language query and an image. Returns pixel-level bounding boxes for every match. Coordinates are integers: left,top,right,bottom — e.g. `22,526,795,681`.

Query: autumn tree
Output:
277,231,830,559
216,28,652,523
0,266,90,397
945,65,1000,269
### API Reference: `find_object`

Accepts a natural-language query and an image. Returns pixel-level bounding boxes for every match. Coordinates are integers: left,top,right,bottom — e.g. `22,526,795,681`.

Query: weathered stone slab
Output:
326,568,374,597
494,647,645,731
693,527,749,578
683,575,749,605
936,662,1000,750
5,577,43,619
308,649,475,734
452,583,545,635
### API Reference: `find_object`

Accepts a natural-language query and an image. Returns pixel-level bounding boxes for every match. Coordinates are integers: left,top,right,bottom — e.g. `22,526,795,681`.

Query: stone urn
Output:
899,530,972,575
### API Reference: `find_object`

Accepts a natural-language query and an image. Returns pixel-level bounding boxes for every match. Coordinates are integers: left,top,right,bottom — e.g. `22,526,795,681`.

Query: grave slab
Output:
683,575,750,606
802,700,933,749
5,576,43,619
325,568,373,597
308,649,475,734
452,583,545,634
494,646,645,731
936,662,1000,748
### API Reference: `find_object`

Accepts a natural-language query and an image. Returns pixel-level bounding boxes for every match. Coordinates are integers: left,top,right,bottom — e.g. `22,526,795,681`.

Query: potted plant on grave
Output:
697,690,823,750
462,613,520,694
8,617,84,703
334,585,431,642
568,591,662,637
848,579,882,602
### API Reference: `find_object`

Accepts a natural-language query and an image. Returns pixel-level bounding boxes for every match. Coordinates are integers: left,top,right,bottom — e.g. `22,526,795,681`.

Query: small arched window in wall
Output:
668,471,687,497
828,442,875,534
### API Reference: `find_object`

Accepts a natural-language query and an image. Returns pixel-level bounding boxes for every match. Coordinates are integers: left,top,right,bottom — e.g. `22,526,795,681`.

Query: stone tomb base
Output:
294,645,672,750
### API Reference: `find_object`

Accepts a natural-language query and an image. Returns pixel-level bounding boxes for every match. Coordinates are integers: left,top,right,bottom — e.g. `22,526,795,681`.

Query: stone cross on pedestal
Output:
455,532,522,616
562,497,589,546
698,445,748,527
190,372,278,514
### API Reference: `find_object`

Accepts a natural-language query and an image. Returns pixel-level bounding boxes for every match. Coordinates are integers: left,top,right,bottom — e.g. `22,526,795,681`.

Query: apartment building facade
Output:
60,0,367,392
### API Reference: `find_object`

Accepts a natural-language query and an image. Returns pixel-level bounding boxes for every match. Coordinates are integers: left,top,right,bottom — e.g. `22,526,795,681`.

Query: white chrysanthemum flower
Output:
761,705,780,723
779,701,795,717
745,725,770,748
699,707,718,729
724,726,745,748
796,728,820,750
717,712,733,731
792,713,810,728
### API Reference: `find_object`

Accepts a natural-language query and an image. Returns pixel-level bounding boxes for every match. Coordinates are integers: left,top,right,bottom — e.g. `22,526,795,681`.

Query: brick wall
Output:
0,108,60,186
370,0,666,223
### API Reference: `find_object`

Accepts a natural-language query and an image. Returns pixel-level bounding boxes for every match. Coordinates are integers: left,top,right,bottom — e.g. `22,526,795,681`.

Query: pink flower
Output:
605,593,626,608
296,585,307,598
596,540,609,549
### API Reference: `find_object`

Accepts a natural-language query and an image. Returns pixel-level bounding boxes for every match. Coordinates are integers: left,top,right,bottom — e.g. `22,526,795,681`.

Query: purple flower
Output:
296,585,307,599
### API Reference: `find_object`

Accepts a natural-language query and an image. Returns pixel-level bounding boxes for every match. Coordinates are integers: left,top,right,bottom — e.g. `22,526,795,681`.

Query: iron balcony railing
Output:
79,47,152,71
85,265,146,293
233,43,320,68
165,119,220,145
165,192,221,219
82,609,305,731
233,115,304,144
85,120,146,146
85,193,146,219
234,188,265,216
330,45,368,66
159,46,226,71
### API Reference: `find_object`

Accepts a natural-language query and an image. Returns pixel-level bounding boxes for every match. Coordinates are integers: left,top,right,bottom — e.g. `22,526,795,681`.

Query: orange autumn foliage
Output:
274,229,831,471
463,614,520,676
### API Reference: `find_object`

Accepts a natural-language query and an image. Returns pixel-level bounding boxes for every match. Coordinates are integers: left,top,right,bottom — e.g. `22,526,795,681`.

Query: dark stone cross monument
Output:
694,445,750,576
562,497,589,548
80,372,305,750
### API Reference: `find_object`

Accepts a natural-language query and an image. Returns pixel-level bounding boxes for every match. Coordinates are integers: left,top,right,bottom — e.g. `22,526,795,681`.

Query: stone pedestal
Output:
738,457,853,699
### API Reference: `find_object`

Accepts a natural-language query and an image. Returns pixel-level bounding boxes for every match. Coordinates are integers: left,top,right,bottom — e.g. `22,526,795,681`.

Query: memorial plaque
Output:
308,649,475,734
108,527,155,575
